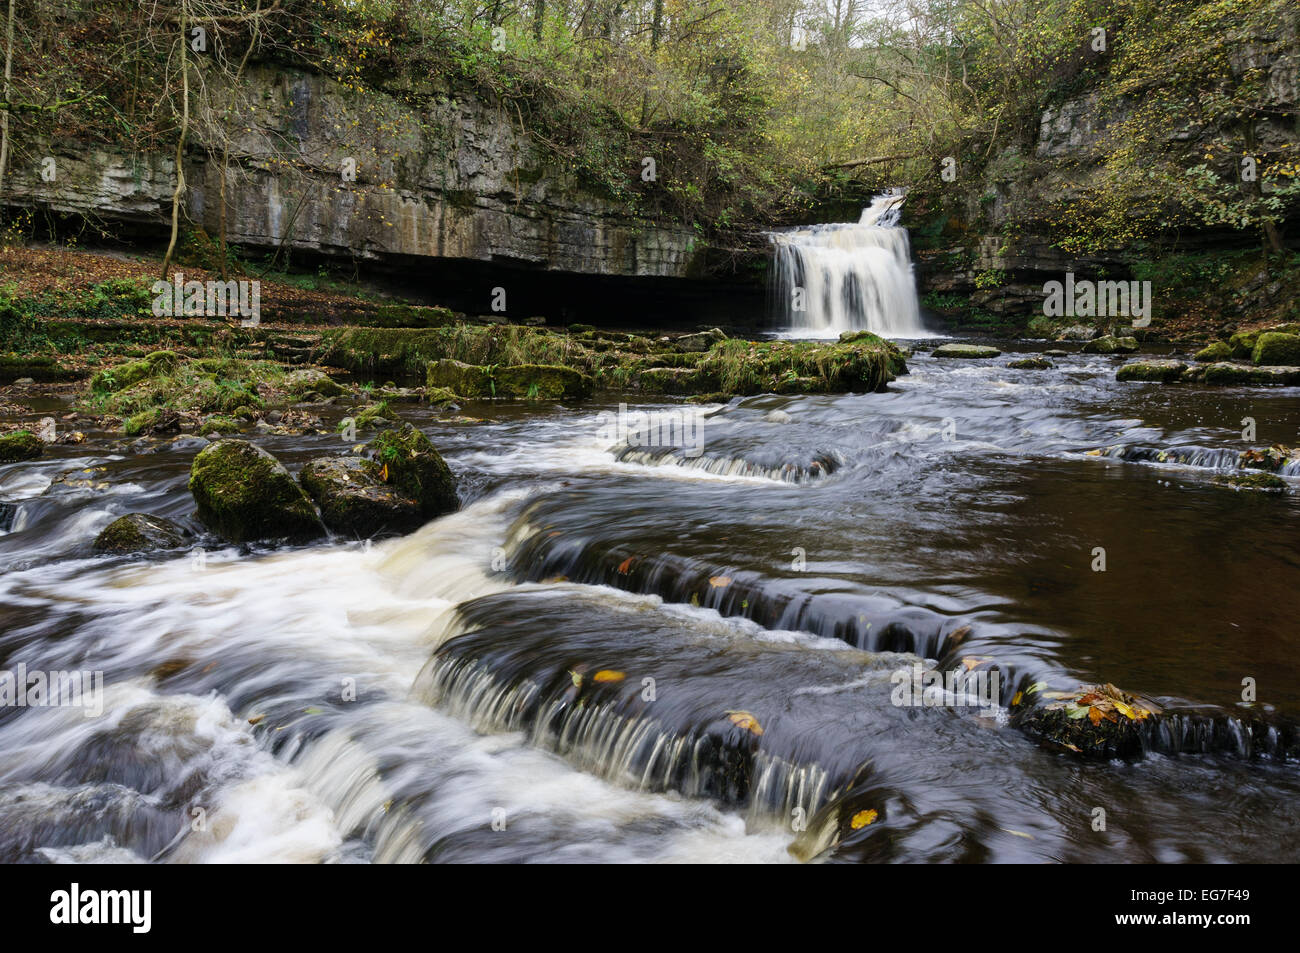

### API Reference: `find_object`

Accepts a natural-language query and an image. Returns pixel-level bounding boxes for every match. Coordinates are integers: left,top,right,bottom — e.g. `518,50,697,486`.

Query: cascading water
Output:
769,191,925,338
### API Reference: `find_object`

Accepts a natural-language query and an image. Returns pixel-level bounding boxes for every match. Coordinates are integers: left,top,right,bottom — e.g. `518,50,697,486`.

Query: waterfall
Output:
769,191,925,338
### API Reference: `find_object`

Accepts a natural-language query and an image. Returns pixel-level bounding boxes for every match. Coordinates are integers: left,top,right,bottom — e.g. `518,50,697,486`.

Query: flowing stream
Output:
1,347,1299,863
769,193,927,338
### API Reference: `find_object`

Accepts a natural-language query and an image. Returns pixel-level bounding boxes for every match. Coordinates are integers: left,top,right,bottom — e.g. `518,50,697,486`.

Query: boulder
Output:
0,430,44,463
1056,325,1097,341
1116,359,1187,383
188,439,323,543
93,513,189,553
1252,332,1300,367
362,426,458,519
1202,362,1300,386
285,368,348,400
676,328,727,352
1008,357,1053,369
1081,334,1139,354
1194,341,1232,362
300,455,425,537
931,343,1001,359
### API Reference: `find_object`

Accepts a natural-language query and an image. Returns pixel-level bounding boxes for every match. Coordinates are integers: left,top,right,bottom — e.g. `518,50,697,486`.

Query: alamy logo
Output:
890,663,1000,710
0,664,103,717
596,403,705,458
151,272,261,326
1042,272,1151,327
50,883,151,933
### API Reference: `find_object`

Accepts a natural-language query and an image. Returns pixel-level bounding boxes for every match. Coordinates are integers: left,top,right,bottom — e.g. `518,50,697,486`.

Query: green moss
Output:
189,439,323,543
426,386,459,408
1115,359,1187,382
0,430,43,463
1252,332,1300,366
1212,472,1288,492
1080,335,1138,354
89,350,180,393
1228,330,1260,359
200,415,242,435
365,426,458,517
93,513,187,553
1194,341,1232,362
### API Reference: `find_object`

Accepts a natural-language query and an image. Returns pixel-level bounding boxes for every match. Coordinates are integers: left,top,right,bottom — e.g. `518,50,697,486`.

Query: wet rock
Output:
676,328,727,352
1252,332,1300,366
1081,334,1138,354
1015,683,1158,758
1213,472,1288,492
931,343,1001,359
188,439,323,543
1202,362,1300,386
93,513,190,554
299,455,425,537
1056,325,1097,341
1116,359,1187,382
0,430,43,463
1194,341,1232,362
362,425,459,519
285,368,347,400
1007,356,1053,369
1043,349,1069,357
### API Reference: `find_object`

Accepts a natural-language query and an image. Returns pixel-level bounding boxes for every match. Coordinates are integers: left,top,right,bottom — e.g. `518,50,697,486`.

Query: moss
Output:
1202,361,1254,385
300,455,424,537
0,430,43,463
1228,330,1259,359
1213,471,1288,492
1115,359,1187,382
365,426,458,517
426,386,459,408
285,368,347,400
200,415,242,435
1081,335,1138,354
353,400,392,429
188,439,323,543
1252,332,1300,366
92,513,188,553
427,359,495,397
1194,341,1232,362
1008,356,1053,369
123,408,163,436
931,343,1001,358
494,364,593,400
89,350,180,393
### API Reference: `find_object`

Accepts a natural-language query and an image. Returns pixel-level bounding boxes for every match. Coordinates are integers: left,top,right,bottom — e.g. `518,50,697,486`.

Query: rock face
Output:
0,431,44,463
299,456,425,538
5,65,699,282
362,426,459,521
93,513,189,553
189,439,323,543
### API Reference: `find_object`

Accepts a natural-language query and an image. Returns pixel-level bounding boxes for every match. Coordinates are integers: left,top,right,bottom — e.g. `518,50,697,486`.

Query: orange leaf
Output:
378,463,389,482
593,670,625,683
617,557,636,574
709,576,732,588
725,710,763,735
849,809,878,829
1088,706,1103,725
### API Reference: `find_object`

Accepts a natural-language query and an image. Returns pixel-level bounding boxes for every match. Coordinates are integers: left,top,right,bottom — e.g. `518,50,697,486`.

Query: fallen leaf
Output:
708,576,732,588
849,809,878,829
247,714,266,726
593,670,625,683
379,463,389,482
1012,691,1023,706
724,710,763,735
1088,706,1103,725
617,556,636,574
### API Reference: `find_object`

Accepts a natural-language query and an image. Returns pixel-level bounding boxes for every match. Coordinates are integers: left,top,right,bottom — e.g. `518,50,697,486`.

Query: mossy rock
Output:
1116,359,1187,383
1194,341,1232,362
123,407,184,437
188,439,323,543
0,430,44,463
1228,330,1259,358
1212,472,1288,492
635,366,701,395
1252,332,1300,366
675,328,727,352
426,387,460,409
1202,362,1254,385
1015,684,1157,759
200,415,242,435
1081,335,1138,354
93,513,189,553
494,364,593,400
90,350,180,393
300,455,425,537
285,368,347,400
1008,357,1053,370
1202,362,1300,386
364,426,458,518
426,359,494,397
931,343,1001,358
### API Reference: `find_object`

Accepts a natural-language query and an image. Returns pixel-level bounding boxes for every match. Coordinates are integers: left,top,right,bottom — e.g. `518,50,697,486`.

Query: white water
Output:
769,192,927,339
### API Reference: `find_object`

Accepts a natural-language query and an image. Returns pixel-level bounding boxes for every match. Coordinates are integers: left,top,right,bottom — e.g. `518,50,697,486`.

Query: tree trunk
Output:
0,0,16,207
161,1,190,280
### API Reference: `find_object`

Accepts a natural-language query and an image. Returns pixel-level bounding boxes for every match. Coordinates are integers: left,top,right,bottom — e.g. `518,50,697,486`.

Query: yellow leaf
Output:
1012,691,1023,706
593,670,625,683
849,809,878,830
724,710,763,735
569,670,583,687
379,463,389,482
